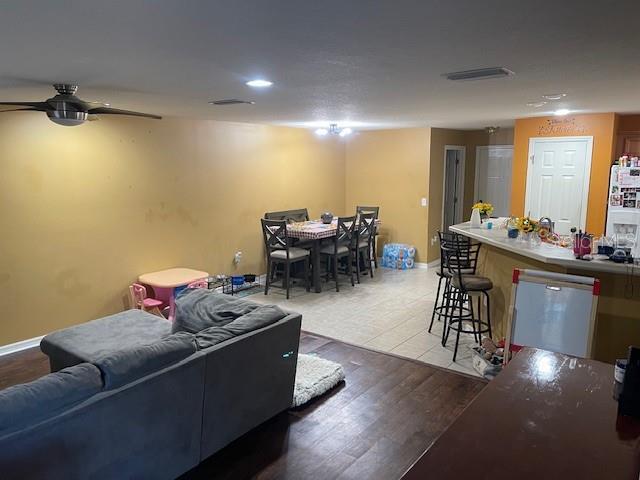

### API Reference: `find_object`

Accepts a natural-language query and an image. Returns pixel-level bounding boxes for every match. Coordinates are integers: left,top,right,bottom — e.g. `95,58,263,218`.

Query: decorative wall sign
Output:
537,117,587,136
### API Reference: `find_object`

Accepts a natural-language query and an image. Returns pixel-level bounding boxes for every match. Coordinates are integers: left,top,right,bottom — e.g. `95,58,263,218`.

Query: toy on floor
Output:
471,337,504,380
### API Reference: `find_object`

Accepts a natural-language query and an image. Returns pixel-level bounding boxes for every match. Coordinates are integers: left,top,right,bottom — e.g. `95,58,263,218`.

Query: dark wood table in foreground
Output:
402,348,640,480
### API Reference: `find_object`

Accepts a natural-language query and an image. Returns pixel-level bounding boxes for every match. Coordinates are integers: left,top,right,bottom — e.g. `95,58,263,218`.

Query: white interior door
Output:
525,137,593,235
474,145,513,217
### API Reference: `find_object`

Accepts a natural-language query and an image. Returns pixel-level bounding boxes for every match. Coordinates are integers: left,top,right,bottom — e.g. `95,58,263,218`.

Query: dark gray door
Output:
443,149,461,231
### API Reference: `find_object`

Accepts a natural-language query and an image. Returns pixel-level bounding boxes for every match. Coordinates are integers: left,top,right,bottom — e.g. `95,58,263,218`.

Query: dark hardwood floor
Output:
0,333,486,480
181,334,486,480
0,346,49,390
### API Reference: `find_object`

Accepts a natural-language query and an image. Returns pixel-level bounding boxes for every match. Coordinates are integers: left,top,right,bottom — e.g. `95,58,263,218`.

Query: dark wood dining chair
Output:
264,208,310,223
352,212,376,283
319,215,356,292
264,209,311,278
261,219,310,299
356,206,380,268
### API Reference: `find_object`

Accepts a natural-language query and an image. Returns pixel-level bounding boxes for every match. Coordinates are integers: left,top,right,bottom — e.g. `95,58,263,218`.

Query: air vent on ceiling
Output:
444,67,514,81
209,99,256,105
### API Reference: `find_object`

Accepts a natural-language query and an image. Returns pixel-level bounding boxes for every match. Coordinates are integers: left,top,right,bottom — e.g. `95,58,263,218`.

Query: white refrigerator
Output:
606,165,640,258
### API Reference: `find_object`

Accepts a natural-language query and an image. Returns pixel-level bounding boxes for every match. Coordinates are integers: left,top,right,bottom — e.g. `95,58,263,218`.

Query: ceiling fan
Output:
0,84,161,126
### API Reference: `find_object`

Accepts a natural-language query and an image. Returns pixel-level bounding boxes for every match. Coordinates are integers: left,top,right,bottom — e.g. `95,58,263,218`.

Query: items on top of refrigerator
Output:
617,154,640,168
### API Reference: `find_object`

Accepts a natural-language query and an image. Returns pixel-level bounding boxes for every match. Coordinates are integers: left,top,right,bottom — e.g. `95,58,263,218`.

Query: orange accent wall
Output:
511,113,617,235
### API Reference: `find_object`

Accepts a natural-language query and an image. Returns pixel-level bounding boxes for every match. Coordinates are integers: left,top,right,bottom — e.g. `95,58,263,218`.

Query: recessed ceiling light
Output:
554,109,570,116
542,93,567,101
246,79,273,88
526,101,547,108
315,128,329,136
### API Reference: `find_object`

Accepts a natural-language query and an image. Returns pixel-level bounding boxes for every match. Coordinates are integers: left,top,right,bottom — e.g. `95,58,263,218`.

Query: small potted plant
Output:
472,201,494,222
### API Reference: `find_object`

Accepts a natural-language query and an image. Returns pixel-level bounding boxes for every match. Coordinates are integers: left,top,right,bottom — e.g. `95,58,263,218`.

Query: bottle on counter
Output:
470,208,481,228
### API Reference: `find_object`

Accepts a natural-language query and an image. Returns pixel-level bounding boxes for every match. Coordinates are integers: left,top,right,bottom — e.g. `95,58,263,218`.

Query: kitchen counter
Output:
402,348,640,480
450,221,639,276
448,221,640,363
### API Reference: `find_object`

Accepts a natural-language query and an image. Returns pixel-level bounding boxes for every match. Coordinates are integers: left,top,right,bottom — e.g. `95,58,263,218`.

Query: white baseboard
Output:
0,335,44,357
415,260,439,269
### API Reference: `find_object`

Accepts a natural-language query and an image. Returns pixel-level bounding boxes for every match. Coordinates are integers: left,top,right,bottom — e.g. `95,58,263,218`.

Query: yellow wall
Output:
0,115,345,345
511,113,617,235
426,128,513,261
344,128,431,262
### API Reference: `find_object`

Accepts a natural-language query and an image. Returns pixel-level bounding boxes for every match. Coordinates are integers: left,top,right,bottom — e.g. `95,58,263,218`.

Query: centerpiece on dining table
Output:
320,212,334,224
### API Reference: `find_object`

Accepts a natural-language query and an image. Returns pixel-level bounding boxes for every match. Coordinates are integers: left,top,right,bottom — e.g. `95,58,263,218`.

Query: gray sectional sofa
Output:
0,291,302,480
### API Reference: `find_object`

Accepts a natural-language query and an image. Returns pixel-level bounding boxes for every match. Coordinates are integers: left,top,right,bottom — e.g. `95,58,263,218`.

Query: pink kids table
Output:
138,267,208,321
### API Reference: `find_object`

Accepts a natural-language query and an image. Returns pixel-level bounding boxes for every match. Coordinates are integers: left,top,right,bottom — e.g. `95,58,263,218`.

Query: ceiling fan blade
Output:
0,107,42,113
0,101,51,110
88,106,161,120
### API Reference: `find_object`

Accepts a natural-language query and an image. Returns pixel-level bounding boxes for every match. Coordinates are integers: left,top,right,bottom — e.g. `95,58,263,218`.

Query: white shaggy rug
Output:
292,354,345,407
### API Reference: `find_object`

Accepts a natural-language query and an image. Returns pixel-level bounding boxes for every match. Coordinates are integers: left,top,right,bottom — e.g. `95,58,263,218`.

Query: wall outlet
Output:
234,251,242,264
421,197,428,207
430,235,438,246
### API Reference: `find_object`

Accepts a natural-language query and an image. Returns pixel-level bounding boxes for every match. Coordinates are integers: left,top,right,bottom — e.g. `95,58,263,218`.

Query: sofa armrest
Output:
199,313,301,460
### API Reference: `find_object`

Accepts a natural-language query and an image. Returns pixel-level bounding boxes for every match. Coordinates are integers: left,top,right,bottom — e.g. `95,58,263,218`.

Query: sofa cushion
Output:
0,363,102,435
93,332,196,389
173,289,262,334
41,309,172,371
195,305,287,350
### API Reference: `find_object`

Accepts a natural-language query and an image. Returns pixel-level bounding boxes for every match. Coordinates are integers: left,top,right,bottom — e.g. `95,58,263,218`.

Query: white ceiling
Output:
1,0,640,130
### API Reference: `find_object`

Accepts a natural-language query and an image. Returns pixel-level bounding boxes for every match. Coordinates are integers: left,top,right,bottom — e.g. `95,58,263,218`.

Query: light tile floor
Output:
247,266,481,377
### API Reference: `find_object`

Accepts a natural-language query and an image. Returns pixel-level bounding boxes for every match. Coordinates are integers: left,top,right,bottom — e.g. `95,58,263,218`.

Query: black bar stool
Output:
441,240,493,362
428,231,474,334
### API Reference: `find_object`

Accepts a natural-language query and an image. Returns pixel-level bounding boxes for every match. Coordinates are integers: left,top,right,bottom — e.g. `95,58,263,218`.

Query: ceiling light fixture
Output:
315,124,353,137
526,101,547,108
485,126,500,135
209,99,255,105
554,108,570,116
542,93,567,101
246,79,273,88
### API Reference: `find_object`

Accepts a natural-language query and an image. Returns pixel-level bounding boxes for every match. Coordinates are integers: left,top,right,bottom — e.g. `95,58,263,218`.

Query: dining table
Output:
287,218,380,293
138,267,209,321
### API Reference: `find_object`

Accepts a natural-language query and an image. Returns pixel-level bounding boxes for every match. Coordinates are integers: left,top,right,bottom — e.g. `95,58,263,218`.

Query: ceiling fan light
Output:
315,128,329,136
338,127,352,137
47,110,87,126
542,93,567,101
246,79,273,88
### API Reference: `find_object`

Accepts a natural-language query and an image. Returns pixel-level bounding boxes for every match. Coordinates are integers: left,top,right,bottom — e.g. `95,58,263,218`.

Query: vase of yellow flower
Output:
472,201,494,223
512,215,539,244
